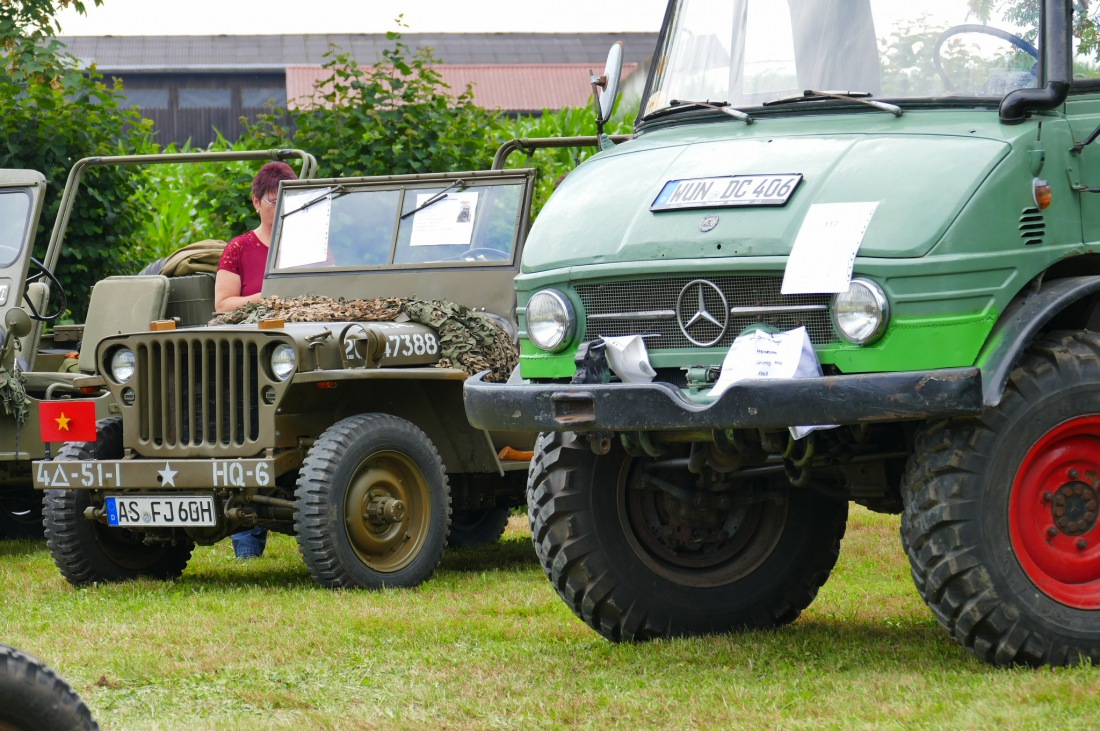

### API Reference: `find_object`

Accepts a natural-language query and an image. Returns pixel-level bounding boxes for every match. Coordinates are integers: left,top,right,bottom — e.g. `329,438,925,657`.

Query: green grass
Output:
2,508,1098,730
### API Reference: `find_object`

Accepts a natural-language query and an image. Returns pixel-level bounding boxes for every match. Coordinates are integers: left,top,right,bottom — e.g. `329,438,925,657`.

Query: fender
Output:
975,275,1100,407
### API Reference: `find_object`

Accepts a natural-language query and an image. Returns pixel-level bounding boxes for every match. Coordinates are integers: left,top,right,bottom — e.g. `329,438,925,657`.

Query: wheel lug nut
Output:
1042,492,1054,503
1048,526,1060,537
1077,539,1089,551
1069,469,1080,479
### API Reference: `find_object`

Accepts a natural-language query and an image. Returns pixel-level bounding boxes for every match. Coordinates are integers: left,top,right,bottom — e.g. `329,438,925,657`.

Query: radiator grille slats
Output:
136,338,262,449
574,275,837,348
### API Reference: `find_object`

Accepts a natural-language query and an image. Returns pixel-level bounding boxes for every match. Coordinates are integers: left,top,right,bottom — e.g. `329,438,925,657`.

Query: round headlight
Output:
832,278,889,344
270,343,297,381
526,289,575,352
109,347,136,384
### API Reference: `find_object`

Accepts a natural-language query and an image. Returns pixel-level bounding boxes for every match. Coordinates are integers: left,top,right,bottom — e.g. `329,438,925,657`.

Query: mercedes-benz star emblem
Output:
699,214,719,232
675,279,730,347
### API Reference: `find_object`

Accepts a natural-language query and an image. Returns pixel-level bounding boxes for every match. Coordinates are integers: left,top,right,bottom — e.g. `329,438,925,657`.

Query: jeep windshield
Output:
0,189,32,268
271,174,528,271
642,0,1054,119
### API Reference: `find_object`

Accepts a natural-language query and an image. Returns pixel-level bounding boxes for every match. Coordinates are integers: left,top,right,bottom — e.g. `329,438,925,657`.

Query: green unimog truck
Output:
0,149,316,539
34,168,537,590
464,0,1100,667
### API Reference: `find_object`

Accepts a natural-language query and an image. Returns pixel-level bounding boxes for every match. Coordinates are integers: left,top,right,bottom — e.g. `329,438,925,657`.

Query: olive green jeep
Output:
0,150,315,540
34,168,537,589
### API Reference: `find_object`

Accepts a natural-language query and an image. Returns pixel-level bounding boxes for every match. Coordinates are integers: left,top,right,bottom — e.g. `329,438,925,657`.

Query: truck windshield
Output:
0,190,31,268
272,180,525,271
643,0,1047,117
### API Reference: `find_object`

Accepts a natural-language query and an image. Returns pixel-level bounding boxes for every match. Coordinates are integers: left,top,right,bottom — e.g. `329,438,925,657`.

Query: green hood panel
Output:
521,124,1010,273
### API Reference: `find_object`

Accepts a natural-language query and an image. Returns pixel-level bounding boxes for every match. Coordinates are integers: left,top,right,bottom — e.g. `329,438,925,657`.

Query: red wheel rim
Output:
1010,415,1100,608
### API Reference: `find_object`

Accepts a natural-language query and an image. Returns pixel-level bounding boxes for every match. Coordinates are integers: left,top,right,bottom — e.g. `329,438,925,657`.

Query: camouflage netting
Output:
209,295,518,382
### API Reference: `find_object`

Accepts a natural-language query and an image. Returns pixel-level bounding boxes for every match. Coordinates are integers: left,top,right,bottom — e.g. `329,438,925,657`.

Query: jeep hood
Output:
521,126,1010,273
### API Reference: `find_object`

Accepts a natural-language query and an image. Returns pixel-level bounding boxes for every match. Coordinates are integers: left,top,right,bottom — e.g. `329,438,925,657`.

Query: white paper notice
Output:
276,193,332,269
780,202,878,294
409,191,479,247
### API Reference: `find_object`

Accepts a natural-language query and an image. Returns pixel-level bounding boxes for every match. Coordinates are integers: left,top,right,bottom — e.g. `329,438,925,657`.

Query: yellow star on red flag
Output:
55,413,72,431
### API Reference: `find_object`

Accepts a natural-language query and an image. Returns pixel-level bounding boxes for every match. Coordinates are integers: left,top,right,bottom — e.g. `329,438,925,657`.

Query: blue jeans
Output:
231,527,268,558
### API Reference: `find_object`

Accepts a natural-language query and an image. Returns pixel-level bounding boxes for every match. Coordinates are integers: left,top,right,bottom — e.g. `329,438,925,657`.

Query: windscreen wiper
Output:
281,185,347,218
401,179,466,219
763,90,902,117
650,99,753,124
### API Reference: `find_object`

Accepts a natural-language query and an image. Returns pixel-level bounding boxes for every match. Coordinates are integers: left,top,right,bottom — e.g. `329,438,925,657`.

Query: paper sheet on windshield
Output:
276,194,332,269
781,202,878,294
409,191,479,247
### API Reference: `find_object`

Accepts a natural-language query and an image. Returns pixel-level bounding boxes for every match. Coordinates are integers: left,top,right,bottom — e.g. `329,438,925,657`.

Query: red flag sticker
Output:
38,400,97,442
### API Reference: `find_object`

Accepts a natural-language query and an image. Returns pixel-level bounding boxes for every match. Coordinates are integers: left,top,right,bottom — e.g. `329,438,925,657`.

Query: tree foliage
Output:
0,0,151,320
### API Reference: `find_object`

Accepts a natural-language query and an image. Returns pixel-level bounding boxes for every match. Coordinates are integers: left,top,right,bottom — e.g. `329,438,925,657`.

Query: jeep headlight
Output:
526,289,575,352
270,343,297,381
832,278,889,344
108,347,136,384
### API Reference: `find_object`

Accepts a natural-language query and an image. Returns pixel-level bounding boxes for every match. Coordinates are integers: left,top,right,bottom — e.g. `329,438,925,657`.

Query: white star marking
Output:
158,463,178,487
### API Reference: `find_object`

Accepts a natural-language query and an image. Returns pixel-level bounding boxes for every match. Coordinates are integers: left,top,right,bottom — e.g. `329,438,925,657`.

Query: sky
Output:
55,0,670,36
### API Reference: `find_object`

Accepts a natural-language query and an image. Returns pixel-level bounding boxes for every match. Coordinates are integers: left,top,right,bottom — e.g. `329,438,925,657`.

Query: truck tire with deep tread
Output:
527,430,848,641
901,331,1100,667
0,644,99,731
43,417,194,586
295,413,450,589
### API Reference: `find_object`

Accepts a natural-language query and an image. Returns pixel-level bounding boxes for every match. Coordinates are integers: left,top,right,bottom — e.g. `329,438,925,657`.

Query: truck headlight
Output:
831,278,889,344
269,343,297,381
526,289,575,352
108,347,136,384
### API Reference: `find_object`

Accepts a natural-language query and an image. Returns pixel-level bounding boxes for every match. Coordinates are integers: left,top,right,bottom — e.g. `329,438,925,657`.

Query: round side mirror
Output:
4,307,31,340
592,42,625,125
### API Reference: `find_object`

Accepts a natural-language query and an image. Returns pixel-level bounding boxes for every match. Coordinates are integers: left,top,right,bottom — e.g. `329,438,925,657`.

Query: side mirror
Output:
591,42,624,143
5,307,31,340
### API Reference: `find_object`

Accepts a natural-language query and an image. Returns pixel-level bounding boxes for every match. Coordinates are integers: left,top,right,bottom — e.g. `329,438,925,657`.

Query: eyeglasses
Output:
260,196,277,207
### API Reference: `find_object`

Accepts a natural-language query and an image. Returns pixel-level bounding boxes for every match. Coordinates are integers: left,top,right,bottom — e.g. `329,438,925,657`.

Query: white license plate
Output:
651,173,802,210
105,495,216,527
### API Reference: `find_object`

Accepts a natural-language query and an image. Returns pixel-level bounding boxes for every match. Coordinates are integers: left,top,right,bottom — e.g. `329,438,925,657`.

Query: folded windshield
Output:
642,0,1090,117
272,178,526,271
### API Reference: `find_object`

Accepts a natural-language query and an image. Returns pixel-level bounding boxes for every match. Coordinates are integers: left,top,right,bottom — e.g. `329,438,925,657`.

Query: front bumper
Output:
463,367,983,433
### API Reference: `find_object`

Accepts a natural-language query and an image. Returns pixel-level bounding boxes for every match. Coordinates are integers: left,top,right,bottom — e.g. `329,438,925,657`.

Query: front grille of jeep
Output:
134,337,262,449
574,275,838,348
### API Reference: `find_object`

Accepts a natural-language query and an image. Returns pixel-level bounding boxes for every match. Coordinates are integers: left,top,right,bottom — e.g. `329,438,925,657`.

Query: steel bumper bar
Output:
463,367,984,433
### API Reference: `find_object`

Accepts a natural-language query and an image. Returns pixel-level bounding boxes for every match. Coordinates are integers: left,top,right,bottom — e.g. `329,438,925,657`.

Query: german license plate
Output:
651,173,802,211
105,495,216,527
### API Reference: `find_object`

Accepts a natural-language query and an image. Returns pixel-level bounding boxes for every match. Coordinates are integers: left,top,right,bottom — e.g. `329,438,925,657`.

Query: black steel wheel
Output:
527,431,848,641
0,485,45,540
0,644,98,731
43,417,194,586
902,332,1100,667
295,413,450,588
448,507,511,548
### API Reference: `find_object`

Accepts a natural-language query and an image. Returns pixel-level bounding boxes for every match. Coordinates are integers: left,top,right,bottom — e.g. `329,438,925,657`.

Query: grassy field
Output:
1,507,1097,730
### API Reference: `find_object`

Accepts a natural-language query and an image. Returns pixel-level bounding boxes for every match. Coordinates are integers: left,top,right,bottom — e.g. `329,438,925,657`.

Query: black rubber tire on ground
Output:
43,417,194,586
901,331,1100,667
0,485,45,540
0,644,99,731
448,507,511,548
527,431,849,641
295,413,451,589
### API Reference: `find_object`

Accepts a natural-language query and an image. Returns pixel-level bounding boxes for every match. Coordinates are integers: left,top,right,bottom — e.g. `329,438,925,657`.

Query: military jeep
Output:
35,168,537,589
0,149,315,540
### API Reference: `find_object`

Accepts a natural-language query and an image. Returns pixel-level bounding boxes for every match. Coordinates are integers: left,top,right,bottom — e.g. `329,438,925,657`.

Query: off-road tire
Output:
295,413,450,589
43,417,194,586
448,507,510,548
0,485,45,540
902,331,1100,667
0,644,99,731
528,431,848,641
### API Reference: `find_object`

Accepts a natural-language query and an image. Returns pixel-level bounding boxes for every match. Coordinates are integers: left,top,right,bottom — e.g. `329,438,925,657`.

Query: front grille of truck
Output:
575,275,838,348
134,337,263,449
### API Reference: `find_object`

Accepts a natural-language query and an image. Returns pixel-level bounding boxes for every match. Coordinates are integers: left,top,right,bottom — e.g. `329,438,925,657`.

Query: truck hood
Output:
521,122,1011,273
